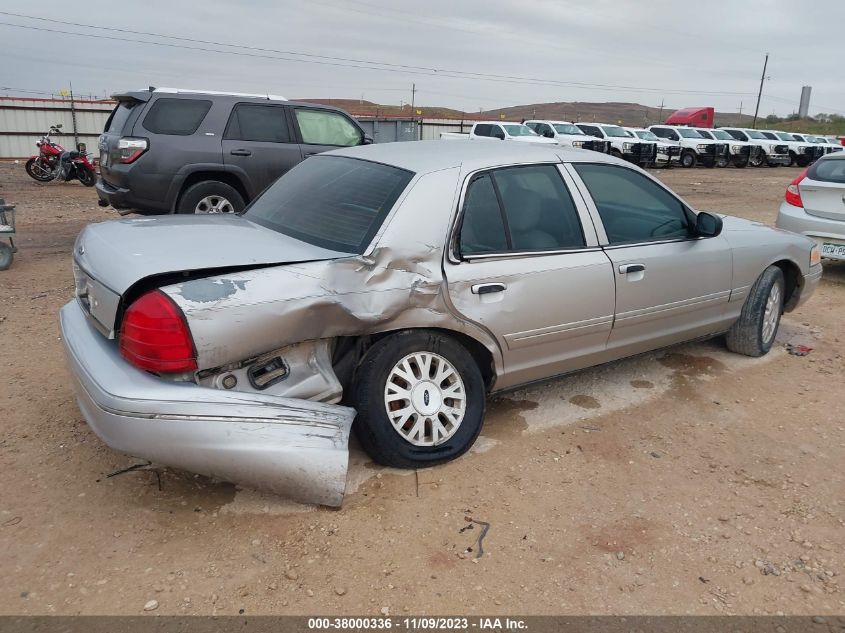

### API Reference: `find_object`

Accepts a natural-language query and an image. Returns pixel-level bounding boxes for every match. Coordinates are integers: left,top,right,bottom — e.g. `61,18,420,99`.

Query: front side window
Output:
574,163,690,245
224,104,290,143
460,165,585,255
746,130,766,140
601,125,629,138
635,130,659,141
651,127,674,140
502,124,538,137
577,125,602,138
777,132,796,141
709,129,733,140
553,123,583,135
245,156,412,253
696,130,714,139
295,109,362,146
761,132,778,140
142,98,212,135
724,129,747,141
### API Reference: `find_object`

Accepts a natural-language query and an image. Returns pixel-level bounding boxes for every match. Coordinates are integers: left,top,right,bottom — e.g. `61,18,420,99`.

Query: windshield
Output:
503,124,537,137
709,129,733,140
679,128,704,139
746,130,766,139
553,123,583,135
601,125,629,138
777,132,796,141
634,130,659,141
245,156,414,253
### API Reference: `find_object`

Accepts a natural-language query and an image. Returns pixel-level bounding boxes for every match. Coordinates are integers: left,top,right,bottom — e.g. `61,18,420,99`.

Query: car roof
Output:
576,122,622,127
325,139,621,174
526,119,576,125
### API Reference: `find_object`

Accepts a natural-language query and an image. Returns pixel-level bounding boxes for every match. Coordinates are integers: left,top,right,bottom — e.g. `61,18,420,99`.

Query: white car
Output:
575,122,657,167
718,128,791,167
789,134,827,162
624,127,681,167
648,125,727,169
440,122,557,145
777,151,845,261
805,135,843,155
694,128,760,168
523,120,611,153
757,130,816,167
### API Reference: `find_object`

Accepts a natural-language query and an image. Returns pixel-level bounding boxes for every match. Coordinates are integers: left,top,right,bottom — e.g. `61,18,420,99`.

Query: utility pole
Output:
410,83,416,115
738,101,743,125
657,98,664,124
752,53,769,129
69,81,79,150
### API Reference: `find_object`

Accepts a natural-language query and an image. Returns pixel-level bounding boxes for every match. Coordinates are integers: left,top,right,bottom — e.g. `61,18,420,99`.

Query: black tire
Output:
0,242,13,271
715,155,729,168
796,155,811,168
732,156,748,168
702,158,716,168
725,266,785,357
749,152,765,167
680,150,696,168
610,148,623,159
787,151,797,167
350,330,486,469
176,181,245,215
76,167,96,187
25,158,54,182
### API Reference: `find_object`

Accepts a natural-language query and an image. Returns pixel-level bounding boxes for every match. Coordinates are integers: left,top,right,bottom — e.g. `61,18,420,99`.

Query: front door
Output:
444,163,615,389
568,162,733,356
291,107,364,158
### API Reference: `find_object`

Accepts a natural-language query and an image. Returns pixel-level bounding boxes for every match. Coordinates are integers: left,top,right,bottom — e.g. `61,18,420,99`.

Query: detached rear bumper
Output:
59,301,354,507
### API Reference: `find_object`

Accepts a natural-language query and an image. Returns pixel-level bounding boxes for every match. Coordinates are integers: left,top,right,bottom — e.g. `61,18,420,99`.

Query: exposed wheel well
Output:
772,259,801,311
175,171,250,211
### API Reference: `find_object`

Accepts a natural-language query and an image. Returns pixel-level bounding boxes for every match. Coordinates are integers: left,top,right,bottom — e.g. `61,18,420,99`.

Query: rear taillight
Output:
784,168,808,208
119,290,197,373
117,137,148,164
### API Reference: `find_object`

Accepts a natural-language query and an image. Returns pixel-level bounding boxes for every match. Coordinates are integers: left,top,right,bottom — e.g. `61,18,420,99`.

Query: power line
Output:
0,16,760,99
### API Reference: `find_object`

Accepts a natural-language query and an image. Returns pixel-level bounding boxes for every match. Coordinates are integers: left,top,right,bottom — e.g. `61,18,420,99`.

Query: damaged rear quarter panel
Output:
164,166,504,377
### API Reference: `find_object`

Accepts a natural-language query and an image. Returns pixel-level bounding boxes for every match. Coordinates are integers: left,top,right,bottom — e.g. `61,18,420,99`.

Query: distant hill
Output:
295,98,467,119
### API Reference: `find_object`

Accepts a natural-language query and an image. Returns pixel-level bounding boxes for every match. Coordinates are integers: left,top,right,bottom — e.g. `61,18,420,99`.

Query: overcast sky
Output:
1,0,843,116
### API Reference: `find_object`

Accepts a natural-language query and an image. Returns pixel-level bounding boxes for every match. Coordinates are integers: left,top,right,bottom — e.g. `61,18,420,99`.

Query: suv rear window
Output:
142,98,212,135
245,156,414,253
105,101,138,133
809,158,845,184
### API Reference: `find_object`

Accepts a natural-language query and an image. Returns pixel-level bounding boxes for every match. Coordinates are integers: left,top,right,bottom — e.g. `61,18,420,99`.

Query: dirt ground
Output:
0,160,842,617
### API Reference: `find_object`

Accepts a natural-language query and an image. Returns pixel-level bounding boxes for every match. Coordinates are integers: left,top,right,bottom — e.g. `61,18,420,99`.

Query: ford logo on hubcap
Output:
423,390,430,406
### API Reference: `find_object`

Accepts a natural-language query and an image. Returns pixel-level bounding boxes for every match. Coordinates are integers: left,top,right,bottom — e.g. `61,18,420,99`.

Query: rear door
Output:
800,158,845,222
291,107,364,157
569,162,733,356
222,103,302,196
444,163,615,388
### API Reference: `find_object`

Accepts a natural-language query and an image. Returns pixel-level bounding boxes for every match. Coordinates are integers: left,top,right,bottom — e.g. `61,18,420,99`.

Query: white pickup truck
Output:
648,125,727,169
624,127,681,167
440,122,557,145
758,130,816,167
718,128,791,167
523,120,611,153
694,127,759,168
574,122,658,167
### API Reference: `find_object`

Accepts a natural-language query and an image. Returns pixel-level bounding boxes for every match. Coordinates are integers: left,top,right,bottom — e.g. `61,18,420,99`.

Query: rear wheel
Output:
177,181,245,215
680,150,696,168
350,330,486,469
725,266,784,357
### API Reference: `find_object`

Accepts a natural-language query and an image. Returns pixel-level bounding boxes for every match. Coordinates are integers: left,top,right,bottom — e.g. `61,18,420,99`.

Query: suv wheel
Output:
351,330,486,469
177,181,245,214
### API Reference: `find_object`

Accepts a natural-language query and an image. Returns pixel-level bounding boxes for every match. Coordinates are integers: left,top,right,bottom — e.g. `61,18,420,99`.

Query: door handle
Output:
230,149,252,156
472,283,506,295
618,263,645,274
304,151,319,157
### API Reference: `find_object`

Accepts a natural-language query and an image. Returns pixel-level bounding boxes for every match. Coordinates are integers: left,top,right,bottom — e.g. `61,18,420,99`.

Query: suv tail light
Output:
119,290,197,373
117,137,148,164
784,168,809,208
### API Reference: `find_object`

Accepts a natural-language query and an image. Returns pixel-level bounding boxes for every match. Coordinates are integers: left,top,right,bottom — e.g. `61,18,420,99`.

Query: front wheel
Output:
25,158,54,182
749,151,765,167
715,155,729,168
350,330,486,469
732,156,749,168
725,266,784,357
680,150,696,168
76,167,96,187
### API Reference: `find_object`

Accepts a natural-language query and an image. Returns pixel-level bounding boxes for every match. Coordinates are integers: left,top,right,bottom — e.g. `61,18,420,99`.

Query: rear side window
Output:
142,98,211,135
224,104,290,142
724,130,747,141
295,109,362,146
245,156,412,253
809,158,845,183
574,163,690,244
105,101,138,133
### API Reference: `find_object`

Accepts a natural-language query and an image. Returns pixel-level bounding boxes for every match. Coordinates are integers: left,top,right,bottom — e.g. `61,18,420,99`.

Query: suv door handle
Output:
618,263,645,274
230,149,252,156
471,283,506,295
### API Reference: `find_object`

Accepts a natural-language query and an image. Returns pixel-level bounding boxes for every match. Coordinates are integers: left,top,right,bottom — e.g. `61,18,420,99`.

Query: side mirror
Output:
695,211,723,238
361,135,374,145
543,131,554,139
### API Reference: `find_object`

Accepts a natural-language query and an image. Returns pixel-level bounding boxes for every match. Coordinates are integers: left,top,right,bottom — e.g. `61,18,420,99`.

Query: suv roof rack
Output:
145,87,288,101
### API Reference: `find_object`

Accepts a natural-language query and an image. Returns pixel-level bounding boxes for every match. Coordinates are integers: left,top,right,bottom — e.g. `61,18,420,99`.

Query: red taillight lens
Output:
117,137,148,164
119,290,197,373
785,167,808,208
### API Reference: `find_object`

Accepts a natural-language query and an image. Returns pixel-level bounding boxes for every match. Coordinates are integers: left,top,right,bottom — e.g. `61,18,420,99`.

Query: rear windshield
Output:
245,156,414,253
105,101,138,133
808,158,845,184
142,98,212,135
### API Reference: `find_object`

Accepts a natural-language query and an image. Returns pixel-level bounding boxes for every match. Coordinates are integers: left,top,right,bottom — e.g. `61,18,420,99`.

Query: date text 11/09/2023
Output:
307,617,527,630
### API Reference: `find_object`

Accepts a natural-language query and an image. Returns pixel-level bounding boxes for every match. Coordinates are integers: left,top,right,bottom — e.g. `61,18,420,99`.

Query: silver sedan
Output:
61,141,822,506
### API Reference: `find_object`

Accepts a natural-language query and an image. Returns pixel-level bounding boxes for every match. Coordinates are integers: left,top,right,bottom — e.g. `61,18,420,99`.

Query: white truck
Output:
718,128,791,167
574,122,657,167
647,124,727,169
757,130,817,167
523,120,611,153
788,133,827,162
440,122,557,145
624,127,681,167
693,127,760,168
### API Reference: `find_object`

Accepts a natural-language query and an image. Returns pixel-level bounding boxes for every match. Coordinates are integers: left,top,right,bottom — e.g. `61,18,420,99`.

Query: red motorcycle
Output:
25,124,96,187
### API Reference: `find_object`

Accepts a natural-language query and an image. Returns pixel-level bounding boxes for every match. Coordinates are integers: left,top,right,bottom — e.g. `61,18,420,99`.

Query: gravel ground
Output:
0,160,843,616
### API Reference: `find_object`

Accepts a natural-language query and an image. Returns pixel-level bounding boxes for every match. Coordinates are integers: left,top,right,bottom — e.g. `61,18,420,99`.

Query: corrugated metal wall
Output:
0,97,114,158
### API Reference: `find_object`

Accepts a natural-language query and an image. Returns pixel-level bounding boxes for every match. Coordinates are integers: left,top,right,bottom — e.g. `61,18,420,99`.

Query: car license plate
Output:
821,242,845,259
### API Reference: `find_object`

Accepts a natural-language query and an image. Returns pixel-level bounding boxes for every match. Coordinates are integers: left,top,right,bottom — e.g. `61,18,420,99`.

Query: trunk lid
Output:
73,215,347,337
800,176,845,222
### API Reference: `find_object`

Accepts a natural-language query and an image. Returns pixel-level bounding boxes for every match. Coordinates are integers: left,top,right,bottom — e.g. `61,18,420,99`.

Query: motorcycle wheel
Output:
76,167,96,187
25,158,55,182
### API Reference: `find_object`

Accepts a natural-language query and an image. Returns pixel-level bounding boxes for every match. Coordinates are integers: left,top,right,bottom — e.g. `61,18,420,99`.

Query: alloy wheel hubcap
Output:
195,195,234,214
762,283,781,344
384,352,466,447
